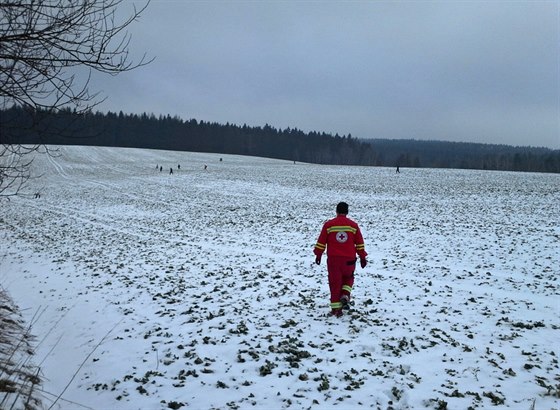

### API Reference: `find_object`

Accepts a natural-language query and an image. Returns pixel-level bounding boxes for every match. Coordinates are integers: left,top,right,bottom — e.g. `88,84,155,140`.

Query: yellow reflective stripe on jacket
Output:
315,242,326,250
356,244,365,250
327,225,357,234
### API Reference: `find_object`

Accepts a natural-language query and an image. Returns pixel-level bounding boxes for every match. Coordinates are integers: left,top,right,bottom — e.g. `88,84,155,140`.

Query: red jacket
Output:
314,215,367,259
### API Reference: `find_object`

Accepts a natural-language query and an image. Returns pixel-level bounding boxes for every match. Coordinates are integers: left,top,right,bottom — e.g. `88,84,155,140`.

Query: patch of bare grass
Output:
0,287,42,410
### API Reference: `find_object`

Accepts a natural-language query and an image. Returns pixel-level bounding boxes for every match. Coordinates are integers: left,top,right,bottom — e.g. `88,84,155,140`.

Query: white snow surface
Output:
1,145,559,410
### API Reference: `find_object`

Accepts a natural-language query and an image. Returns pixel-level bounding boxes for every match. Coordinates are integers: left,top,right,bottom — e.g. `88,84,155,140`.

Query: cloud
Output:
92,1,559,149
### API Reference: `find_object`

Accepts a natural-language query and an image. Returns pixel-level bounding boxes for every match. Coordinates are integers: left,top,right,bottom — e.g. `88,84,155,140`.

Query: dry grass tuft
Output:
0,287,43,410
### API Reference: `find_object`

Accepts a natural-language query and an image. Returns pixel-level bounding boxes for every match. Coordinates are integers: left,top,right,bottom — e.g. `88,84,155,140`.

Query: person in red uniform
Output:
314,202,367,317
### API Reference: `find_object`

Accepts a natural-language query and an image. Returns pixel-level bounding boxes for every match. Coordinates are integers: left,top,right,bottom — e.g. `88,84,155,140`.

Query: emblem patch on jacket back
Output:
336,232,348,243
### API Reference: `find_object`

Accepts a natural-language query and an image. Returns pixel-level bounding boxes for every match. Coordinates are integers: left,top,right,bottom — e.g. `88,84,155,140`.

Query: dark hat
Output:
336,202,349,215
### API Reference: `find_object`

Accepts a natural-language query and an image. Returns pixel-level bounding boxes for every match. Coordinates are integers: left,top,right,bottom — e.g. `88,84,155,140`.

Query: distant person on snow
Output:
314,202,368,318
169,167,173,175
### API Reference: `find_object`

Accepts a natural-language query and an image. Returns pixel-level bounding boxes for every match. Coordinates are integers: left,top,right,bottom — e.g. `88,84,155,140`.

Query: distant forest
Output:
2,106,559,173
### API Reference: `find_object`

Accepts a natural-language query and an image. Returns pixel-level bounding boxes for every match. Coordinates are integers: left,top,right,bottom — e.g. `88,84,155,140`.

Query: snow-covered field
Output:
1,145,558,410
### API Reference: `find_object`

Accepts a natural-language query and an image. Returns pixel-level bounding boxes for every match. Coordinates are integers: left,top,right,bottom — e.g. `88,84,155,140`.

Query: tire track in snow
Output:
46,152,71,179
17,199,306,263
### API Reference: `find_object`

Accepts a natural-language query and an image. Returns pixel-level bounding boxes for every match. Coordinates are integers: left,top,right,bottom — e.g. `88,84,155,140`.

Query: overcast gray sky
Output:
91,1,559,149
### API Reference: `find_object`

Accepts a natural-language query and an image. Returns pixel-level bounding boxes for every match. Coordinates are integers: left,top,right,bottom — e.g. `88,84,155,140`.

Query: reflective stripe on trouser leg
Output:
341,267,355,298
331,302,342,309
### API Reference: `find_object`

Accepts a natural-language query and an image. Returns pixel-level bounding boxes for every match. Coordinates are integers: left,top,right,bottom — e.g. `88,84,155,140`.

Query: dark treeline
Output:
365,139,560,173
1,106,375,165
2,106,559,173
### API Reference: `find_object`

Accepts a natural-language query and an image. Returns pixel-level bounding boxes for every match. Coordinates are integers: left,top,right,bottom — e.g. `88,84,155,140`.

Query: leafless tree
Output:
0,0,151,198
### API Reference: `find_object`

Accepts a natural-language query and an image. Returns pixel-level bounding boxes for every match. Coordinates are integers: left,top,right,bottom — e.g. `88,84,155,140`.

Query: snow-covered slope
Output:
1,146,558,409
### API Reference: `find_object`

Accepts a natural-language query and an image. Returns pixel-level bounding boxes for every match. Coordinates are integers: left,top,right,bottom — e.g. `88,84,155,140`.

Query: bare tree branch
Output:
0,0,152,197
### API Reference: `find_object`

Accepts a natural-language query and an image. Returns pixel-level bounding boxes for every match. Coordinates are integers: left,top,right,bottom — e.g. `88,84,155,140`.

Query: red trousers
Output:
327,256,356,309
